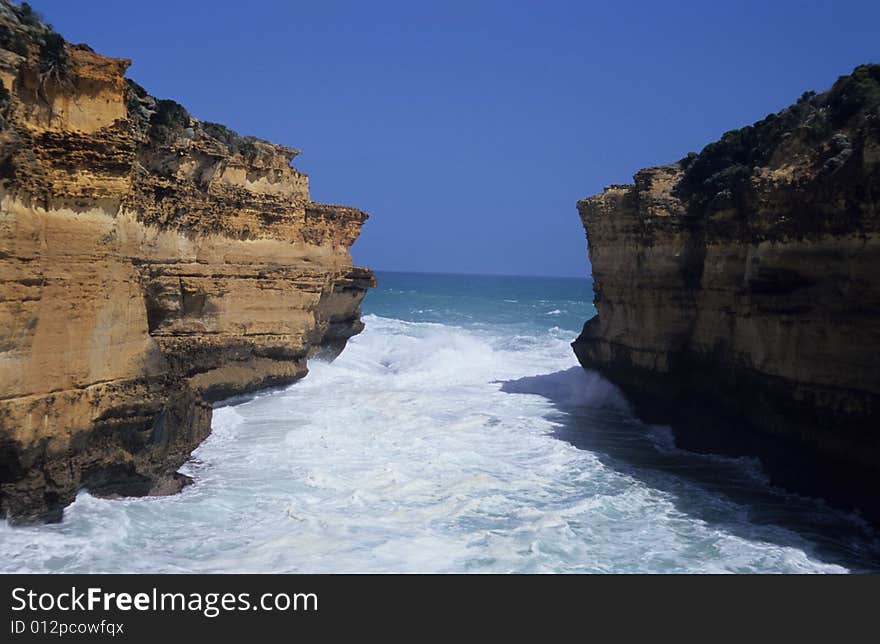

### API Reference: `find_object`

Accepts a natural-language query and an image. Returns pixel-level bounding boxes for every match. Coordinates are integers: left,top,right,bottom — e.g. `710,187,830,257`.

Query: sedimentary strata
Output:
574,64,880,517
0,1,374,522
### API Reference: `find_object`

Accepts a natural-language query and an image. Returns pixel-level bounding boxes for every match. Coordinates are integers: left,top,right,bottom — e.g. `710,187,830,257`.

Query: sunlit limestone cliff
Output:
0,1,374,523
574,64,880,519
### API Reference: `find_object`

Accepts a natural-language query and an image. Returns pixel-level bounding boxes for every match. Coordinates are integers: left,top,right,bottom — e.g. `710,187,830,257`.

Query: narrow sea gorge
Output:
3,272,878,573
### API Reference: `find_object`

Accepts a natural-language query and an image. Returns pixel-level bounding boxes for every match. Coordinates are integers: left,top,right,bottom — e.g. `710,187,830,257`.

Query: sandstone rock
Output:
574,65,880,519
0,1,375,523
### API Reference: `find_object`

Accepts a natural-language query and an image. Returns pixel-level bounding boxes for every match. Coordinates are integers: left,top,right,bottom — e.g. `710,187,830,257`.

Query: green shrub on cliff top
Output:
202,121,262,159
147,99,191,143
0,23,29,56
1,1,72,92
674,114,789,209
152,99,189,129
38,31,67,78
827,64,880,123
17,2,41,27
674,64,880,215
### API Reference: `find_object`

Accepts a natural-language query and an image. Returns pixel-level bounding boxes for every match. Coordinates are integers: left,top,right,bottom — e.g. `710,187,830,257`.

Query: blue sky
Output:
34,0,879,276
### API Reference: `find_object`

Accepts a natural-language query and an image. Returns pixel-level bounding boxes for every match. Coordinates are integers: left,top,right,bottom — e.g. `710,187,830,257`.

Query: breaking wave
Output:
3,312,878,573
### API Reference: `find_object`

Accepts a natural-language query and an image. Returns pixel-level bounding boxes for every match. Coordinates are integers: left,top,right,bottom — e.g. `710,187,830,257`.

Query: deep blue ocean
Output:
2,271,879,573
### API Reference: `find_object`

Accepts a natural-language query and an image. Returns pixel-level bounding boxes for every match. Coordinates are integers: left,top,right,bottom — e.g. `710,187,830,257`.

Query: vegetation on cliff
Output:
675,64,880,223
0,2,69,88
0,0,374,523
575,64,880,521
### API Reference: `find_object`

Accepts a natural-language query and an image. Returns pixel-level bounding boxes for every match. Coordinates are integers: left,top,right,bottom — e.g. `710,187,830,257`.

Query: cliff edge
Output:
574,64,880,517
0,1,375,523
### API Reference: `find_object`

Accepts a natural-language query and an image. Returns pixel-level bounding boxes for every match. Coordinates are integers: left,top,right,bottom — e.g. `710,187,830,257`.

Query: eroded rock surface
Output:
574,65,880,517
0,1,374,522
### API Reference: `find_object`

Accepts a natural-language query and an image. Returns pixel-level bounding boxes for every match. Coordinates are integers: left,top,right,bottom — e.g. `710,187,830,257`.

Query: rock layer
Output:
0,2,374,523
574,65,880,518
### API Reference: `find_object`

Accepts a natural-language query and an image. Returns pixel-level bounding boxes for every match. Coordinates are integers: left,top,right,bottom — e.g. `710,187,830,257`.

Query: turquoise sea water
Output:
2,271,879,573
363,271,596,332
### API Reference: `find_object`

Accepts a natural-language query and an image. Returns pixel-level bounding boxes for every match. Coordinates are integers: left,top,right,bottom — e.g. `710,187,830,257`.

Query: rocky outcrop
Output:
574,65,880,518
0,1,374,523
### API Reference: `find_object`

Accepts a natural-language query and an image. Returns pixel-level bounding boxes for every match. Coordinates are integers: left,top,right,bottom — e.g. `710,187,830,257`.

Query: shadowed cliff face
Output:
574,64,880,520
0,1,375,523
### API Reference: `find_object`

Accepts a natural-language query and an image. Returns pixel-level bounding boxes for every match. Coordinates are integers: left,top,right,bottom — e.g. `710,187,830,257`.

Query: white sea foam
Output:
0,315,870,573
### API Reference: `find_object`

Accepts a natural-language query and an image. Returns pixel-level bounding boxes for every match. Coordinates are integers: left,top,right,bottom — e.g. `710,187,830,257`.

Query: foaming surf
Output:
2,272,879,573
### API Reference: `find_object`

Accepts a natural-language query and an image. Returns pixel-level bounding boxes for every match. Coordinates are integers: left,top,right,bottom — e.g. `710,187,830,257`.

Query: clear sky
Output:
33,0,880,277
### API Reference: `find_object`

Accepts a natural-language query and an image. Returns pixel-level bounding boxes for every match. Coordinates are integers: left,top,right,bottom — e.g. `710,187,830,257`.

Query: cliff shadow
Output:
499,367,880,572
